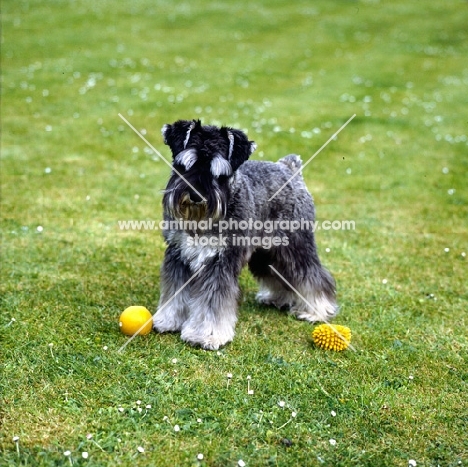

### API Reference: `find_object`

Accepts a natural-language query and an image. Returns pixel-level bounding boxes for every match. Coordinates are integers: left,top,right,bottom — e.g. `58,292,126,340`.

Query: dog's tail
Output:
278,154,302,174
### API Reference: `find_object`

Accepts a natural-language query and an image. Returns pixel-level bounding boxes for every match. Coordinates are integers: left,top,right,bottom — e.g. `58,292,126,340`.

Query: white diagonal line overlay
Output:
268,114,356,201
117,265,206,353
269,265,355,351
118,113,207,202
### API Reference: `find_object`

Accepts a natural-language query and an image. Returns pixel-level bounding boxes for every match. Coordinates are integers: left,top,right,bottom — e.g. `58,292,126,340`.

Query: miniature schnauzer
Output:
153,119,338,349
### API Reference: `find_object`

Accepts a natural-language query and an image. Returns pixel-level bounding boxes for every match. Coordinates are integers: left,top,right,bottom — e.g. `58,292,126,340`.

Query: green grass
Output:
1,0,467,465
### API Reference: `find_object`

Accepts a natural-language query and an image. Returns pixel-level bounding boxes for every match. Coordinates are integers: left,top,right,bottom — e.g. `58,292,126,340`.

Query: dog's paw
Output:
153,310,183,333
181,324,235,351
183,334,232,351
289,294,338,323
256,290,293,310
152,295,190,333
256,290,274,305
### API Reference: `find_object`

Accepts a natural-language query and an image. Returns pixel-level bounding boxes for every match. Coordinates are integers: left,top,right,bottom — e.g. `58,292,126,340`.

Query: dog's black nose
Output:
188,188,203,203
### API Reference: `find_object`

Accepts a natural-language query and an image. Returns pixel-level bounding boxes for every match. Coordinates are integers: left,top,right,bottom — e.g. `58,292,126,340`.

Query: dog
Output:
152,119,338,350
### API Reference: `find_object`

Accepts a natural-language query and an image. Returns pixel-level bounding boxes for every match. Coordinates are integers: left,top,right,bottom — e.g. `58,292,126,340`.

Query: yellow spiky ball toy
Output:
312,324,352,351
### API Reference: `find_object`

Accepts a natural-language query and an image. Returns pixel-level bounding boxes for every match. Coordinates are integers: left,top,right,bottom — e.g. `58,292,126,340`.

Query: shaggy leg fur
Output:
288,267,338,322
153,246,191,332
180,253,242,350
249,240,338,322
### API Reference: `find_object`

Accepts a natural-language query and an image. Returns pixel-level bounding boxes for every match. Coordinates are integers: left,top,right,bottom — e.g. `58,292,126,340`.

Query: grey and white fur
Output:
153,119,338,350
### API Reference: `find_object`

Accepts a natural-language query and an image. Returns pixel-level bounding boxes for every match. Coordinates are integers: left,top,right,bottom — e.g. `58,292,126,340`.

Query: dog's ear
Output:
225,128,257,172
161,120,201,156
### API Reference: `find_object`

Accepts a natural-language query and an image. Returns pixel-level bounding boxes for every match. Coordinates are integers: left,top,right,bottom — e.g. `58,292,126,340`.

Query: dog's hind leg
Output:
248,249,297,310
288,264,338,322
250,242,338,322
285,233,338,322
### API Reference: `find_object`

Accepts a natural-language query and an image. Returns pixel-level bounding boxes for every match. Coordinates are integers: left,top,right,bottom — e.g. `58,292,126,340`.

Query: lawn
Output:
1,0,467,466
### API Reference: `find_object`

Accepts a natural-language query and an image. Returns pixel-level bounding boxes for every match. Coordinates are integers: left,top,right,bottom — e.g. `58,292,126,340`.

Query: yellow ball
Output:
312,324,351,351
119,306,153,336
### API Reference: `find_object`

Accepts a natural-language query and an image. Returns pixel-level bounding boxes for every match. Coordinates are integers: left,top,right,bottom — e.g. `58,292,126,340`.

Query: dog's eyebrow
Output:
211,154,232,177
183,121,196,149
227,131,235,159
174,148,198,170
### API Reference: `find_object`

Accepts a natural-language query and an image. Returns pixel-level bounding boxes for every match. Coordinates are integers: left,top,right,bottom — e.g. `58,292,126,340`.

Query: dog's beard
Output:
164,184,226,223
178,193,208,222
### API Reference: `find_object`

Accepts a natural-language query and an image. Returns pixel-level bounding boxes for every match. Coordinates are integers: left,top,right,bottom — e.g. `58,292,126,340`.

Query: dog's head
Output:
162,119,256,221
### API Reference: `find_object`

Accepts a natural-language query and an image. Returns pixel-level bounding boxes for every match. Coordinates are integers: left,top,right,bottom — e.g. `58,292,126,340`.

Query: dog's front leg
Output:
180,252,242,350
153,245,192,333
